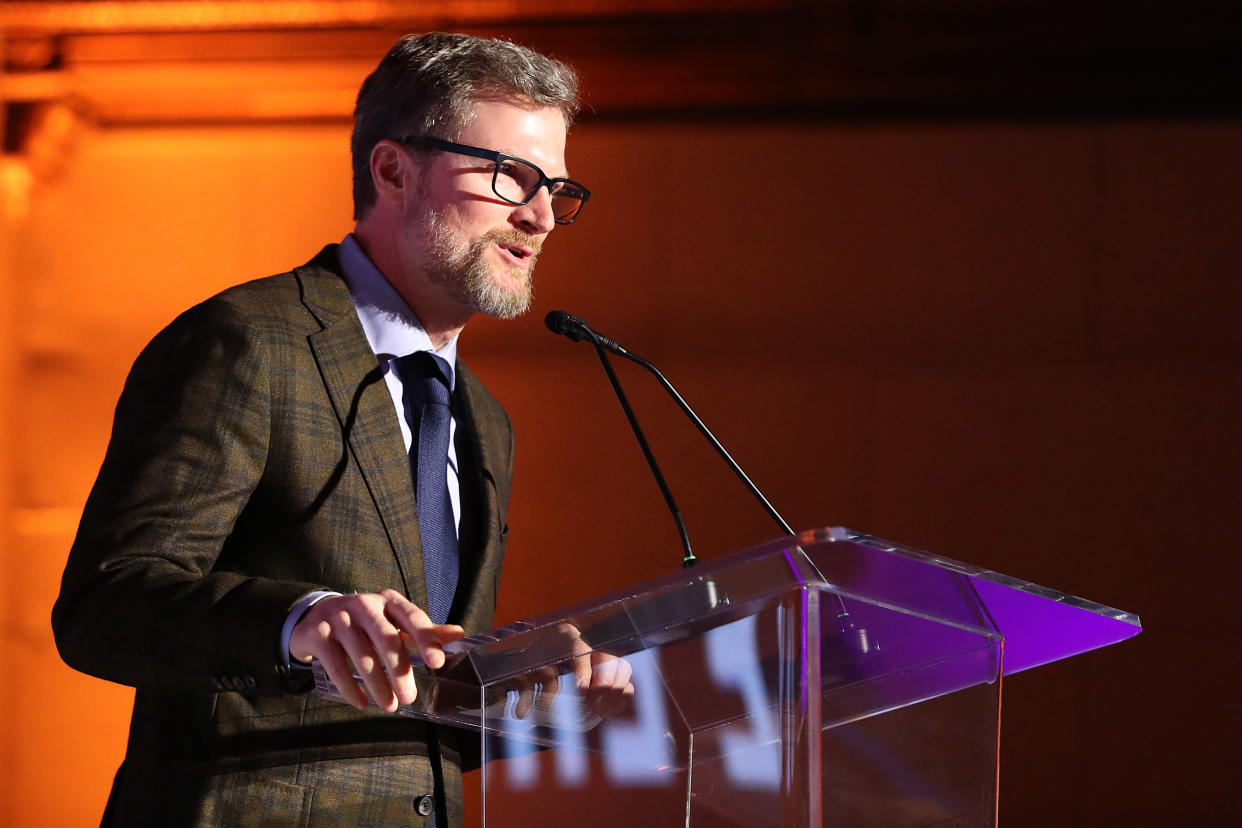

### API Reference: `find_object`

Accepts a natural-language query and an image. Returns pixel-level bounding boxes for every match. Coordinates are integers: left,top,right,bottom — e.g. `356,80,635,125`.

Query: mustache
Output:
484,228,542,255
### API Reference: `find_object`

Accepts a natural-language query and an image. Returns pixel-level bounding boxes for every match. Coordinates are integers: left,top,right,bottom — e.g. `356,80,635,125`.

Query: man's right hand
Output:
289,589,466,712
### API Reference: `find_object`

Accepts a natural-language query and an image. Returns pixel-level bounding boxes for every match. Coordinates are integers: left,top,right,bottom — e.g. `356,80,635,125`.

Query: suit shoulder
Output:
202,274,310,332
162,247,346,342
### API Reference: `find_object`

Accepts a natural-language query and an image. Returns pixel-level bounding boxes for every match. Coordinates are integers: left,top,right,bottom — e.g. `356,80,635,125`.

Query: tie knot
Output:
397,351,452,407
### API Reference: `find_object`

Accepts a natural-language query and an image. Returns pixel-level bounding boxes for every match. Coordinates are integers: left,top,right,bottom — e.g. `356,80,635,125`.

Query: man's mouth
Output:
496,241,536,267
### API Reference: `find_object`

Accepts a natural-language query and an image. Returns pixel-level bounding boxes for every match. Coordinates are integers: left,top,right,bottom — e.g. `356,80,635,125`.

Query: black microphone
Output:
544,309,589,342
545,310,627,353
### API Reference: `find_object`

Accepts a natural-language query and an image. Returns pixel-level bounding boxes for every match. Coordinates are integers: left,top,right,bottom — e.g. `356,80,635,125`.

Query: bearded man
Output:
53,32,589,827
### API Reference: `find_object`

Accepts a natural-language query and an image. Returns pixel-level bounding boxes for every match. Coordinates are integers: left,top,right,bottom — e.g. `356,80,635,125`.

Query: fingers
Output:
512,665,561,719
583,652,636,719
289,594,408,711
382,589,465,669
589,650,634,691
536,665,561,711
288,591,461,713
513,675,536,720
314,633,370,710
588,686,634,718
554,623,595,691
502,638,638,723
330,601,399,711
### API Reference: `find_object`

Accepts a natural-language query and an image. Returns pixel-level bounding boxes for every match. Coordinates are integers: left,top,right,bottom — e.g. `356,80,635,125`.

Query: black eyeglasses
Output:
396,136,590,225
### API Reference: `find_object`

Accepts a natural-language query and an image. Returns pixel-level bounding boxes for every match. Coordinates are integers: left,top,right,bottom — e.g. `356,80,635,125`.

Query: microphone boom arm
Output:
545,310,866,640
592,343,698,567
545,310,794,539
603,343,795,538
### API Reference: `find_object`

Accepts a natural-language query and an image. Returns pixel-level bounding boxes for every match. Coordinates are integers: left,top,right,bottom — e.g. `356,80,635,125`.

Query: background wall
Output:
2,3,1240,826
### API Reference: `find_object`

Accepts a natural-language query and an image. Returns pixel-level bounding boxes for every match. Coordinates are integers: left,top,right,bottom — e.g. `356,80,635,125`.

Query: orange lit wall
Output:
2,46,1240,828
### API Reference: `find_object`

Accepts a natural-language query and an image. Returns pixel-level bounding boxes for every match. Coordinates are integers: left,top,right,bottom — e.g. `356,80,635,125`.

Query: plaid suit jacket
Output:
53,246,514,827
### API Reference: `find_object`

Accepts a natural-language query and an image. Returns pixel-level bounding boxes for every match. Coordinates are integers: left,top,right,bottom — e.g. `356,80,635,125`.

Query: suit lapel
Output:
296,251,428,609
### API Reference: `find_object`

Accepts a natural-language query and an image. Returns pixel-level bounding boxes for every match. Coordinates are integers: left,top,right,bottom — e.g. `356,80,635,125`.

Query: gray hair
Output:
351,32,580,219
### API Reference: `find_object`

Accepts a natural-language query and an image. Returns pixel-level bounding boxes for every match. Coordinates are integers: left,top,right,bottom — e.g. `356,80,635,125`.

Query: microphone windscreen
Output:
545,310,590,342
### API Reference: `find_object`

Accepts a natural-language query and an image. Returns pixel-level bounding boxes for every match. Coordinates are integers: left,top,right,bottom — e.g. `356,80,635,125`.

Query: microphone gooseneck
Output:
546,311,696,567
547,310,871,654
597,346,698,567
545,310,794,538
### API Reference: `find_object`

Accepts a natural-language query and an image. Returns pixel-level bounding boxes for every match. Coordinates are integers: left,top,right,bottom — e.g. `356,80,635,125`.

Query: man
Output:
52,33,589,827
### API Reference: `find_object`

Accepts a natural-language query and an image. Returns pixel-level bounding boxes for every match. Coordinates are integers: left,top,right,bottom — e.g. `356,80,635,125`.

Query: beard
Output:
413,206,540,320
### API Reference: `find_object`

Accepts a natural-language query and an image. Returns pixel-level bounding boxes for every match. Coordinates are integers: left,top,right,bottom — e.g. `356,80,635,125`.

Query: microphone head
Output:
545,310,591,342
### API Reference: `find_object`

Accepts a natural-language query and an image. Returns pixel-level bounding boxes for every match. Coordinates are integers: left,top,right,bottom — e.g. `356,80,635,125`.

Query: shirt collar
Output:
338,233,457,390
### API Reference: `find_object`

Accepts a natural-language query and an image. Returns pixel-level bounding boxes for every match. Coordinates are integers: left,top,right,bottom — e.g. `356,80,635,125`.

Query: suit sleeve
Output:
52,298,326,696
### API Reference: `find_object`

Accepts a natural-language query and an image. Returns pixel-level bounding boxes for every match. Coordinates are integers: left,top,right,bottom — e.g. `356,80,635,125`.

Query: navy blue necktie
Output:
396,352,458,626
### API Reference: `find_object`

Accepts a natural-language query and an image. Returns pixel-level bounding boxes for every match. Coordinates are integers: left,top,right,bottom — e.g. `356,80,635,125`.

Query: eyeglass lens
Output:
494,159,586,222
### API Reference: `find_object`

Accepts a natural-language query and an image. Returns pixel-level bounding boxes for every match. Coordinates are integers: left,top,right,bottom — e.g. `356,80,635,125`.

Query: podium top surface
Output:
449,527,1141,680
818,528,1141,674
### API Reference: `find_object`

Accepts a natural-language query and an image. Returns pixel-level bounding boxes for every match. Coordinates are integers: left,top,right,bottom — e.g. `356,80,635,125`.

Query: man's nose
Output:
512,186,556,235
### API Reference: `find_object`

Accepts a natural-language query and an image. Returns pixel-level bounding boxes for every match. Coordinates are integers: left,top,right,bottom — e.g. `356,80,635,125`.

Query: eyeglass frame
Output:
393,135,591,225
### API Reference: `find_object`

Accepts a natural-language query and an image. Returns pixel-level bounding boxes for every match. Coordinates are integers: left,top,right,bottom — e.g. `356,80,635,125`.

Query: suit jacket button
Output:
414,795,434,817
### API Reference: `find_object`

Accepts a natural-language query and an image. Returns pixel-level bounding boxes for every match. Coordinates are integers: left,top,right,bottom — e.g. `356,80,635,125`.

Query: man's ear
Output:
370,140,416,205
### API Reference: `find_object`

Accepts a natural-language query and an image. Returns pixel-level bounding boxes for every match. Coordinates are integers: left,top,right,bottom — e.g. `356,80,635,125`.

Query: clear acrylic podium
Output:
315,527,1141,826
